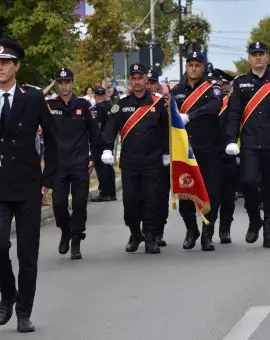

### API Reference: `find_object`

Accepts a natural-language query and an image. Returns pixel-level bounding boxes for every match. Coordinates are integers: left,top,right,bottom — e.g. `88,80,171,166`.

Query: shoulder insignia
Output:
22,84,42,91
111,104,120,114
234,73,246,80
46,96,59,102
212,85,222,96
77,96,87,101
209,79,218,84
154,92,163,98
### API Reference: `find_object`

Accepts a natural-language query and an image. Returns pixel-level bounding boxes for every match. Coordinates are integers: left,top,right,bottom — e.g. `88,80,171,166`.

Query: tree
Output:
0,0,81,86
234,16,270,74
172,15,211,56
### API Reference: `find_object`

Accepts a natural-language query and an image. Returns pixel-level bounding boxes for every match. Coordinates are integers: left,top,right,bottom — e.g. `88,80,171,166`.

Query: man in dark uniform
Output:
47,68,100,260
213,69,237,244
172,52,223,251
147,68,169,247
0,38,58,332
226,42,270,247
90,86,116,202
102,63,169,254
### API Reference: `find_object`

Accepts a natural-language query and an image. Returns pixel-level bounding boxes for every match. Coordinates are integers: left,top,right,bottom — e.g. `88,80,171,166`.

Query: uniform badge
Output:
0,46,3,54
111,104,120,114
134,65,138,70
208,72,212,77
193,52,197,58
213,86,222,96
60,68,67,77
19,87,26,94
256,42,260,49
76,109,82,115
148,72,152,77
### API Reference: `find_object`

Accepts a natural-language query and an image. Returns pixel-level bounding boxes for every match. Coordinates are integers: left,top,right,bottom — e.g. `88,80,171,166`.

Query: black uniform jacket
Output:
104,90,169,170
0,84,59,201
172,77,223,155
226,68,270,150
47,94,100,168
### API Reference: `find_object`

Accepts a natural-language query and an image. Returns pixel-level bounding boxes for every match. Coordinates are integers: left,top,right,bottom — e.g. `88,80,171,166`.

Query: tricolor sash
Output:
180,81,213,114
120,95,161,142
219,95,229,116
240,82,270,131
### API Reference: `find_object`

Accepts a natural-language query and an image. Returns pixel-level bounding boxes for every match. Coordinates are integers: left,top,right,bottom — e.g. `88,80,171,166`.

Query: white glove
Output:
180,113,190,126
225,143,240,156
162,154,170,167
101,150,114,165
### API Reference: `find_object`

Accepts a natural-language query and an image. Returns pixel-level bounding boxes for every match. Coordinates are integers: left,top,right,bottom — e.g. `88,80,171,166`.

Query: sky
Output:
161,0,270,80
84,0,270,81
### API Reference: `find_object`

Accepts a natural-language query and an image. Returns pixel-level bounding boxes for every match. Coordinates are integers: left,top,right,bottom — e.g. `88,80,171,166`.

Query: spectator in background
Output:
84,85,96,107
102,77,120,105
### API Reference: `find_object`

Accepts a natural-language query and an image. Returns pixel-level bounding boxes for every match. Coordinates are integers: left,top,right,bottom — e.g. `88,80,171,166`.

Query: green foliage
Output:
234,16,270,74
172,15,211,54
0,0,80,86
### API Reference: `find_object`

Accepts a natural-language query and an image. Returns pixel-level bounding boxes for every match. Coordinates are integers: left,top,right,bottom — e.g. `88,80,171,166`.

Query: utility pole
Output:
159,0,185,81
178,0,184,80
186,0,193,53
150,0,155,68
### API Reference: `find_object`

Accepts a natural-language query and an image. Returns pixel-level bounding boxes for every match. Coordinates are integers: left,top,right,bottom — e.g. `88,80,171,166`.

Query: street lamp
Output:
159,0,186,80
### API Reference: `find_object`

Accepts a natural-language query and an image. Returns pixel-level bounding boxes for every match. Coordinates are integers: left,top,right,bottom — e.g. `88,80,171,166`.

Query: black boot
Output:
71,233,85,260
201,223,215,251
156,236,167,247
246,216,262,243
125,233,145,252
17,318,35,333
0,291,18,325
145,232,160,254
263,218,270,248
59,230,71,255
182,217,200,250
219,230,232,244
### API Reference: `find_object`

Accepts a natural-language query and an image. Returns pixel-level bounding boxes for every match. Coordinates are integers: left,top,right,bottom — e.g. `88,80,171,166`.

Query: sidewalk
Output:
11,177,122,233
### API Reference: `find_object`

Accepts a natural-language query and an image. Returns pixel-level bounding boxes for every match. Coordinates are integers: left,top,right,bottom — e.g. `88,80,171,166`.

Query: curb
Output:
11,177,122,233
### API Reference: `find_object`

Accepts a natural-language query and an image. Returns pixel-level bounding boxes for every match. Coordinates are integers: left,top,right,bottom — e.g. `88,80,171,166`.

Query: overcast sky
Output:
161,0,270,80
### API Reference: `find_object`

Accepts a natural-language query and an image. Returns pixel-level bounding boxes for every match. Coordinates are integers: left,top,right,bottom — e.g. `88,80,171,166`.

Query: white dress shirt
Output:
0,83,17,119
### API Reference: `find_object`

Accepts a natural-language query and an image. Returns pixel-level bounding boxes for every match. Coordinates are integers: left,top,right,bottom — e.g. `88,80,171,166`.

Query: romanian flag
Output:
169,92,211,218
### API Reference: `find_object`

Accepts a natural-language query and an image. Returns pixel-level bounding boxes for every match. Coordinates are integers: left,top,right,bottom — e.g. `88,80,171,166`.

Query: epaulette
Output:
22,84,42,91
154,92,163,98
46,96,59,101
233,73,246,80
209,79,218,84
77,96,87,101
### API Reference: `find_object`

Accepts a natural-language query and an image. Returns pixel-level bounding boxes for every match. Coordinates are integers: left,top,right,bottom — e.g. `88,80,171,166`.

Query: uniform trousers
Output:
52,167,89,233
121,167,161,234
219,156,237,230
179,152,222,234
95,160,116,197
157,165,170,236
0,198,41,317
241,149,270,219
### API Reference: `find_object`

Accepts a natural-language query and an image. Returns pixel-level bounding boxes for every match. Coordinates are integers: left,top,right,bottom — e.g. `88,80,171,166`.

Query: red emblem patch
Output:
76,109,82,115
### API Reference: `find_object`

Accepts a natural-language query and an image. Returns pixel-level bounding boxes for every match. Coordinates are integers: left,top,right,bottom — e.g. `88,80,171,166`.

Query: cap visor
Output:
249,49,267,53
0,54,17,59
130,70,144,75
56,77,74,81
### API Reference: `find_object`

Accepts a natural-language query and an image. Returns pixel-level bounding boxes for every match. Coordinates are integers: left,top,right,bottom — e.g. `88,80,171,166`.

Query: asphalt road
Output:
1,195,270,340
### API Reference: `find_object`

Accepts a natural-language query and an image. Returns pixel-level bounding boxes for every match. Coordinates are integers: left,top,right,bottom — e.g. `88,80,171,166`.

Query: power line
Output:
212,30,250,34
210,35,248,41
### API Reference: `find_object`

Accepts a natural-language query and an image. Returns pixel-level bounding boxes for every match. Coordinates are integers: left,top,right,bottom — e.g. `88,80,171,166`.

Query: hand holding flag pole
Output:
165,78,211,224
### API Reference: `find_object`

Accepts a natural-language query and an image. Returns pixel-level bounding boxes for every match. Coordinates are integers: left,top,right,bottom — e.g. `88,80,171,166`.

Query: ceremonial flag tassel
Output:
165,78,211,224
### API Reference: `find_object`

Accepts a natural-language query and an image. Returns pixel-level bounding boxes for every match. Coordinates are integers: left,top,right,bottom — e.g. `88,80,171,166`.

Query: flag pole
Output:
165,77,177,210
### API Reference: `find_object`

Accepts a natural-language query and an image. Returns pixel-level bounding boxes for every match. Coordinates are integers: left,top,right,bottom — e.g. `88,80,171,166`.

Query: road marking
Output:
223,306,270,340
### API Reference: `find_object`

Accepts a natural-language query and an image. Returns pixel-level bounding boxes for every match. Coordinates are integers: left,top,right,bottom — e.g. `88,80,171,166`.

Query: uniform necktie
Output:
1,93,11,130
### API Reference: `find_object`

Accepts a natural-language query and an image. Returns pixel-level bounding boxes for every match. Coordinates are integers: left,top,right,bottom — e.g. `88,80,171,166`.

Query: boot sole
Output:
183,232,200,250
220,239,232,244
59,246,70,255
145,249,161,254
201,246,215,251
71,255,82,260
17,327,35,333
125,247,139,253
